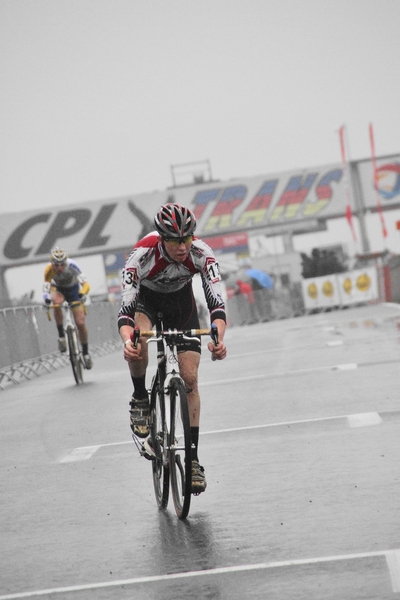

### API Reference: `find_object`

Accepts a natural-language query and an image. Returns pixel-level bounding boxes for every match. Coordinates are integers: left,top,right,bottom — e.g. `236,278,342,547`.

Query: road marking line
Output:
60,445,101,462
201,362,358,387
347,412,382,428
386,550,400,592
202,411,382,435
384,302,400,311
59,441,130,463
207,339,345,358
0,549,398,598
59,411,384,462
202,415,348,435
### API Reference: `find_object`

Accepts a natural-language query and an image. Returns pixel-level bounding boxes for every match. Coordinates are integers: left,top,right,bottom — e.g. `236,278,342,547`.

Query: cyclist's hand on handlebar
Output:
79,293,87,304
123,339,144,362
44,298,51,306
207,340,227,360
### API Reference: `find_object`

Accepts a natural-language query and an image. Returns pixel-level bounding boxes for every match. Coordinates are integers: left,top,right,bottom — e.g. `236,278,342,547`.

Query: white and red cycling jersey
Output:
118,232,226,329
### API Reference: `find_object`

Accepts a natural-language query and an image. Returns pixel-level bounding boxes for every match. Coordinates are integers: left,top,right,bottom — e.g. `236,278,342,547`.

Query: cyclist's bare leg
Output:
72,303,92,367
127,312,151,379
51,290,67,353
51,290,65,327
72,305,88,345
124,312,152,437
178,350,206,492
178,350,201,427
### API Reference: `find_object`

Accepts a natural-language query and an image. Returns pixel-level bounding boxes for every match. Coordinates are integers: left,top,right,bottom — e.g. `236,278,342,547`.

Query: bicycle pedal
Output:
131,433,153,458
140,438,156,461
140,449,155,461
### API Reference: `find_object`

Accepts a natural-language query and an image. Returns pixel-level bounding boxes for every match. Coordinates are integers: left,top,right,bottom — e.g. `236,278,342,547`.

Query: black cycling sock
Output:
57,325,65,337
190,427,199,461
131,376,147,399
82,343,88,355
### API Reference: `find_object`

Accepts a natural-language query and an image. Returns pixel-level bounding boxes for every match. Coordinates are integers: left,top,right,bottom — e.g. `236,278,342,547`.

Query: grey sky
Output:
1,0,399,214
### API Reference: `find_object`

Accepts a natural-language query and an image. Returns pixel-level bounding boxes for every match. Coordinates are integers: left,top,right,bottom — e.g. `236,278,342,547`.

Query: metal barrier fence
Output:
226,285,305,327
0,302,121,388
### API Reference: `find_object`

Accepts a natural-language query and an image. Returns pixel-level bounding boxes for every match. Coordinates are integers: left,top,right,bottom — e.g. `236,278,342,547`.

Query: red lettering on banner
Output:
204,232,248,251
237,180,278,227
303,169,342,217
271,174,317,220
192,189,220,220
204,186,247,232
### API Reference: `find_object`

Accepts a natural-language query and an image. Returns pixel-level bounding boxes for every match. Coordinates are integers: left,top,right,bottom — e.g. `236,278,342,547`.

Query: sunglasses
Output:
163,235,193,246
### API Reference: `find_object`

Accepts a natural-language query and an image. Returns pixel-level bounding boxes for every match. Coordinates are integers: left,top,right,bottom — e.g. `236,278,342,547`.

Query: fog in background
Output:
1,0,399,301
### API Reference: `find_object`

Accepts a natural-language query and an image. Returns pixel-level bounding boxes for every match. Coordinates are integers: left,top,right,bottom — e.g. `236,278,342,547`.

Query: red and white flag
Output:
339,125,357,241
369,123,388,239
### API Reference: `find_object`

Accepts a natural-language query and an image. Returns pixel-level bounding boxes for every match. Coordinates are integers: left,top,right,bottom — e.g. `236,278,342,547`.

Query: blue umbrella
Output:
245,268,274,289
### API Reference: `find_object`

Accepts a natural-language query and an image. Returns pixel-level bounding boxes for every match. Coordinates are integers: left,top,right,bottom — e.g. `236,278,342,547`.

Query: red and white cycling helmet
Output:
154,203,196,238
50,247,68,264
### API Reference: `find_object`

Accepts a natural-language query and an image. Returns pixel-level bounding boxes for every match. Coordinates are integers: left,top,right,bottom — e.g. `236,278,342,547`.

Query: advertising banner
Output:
1,154,399,268
103,252,128,302
336,268,379,306
301,275,341,311
0,161,350,267
301,267,379,310
357,154,400,211
202,232,249,254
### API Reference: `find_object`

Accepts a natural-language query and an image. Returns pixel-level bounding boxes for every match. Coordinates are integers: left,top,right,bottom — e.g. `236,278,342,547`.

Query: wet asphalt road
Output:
1,303,400,600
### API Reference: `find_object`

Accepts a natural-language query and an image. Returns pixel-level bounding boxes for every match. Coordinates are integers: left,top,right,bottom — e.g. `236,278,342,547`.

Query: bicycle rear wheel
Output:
169,376,192,519
66,326,83,385
150,373,169,509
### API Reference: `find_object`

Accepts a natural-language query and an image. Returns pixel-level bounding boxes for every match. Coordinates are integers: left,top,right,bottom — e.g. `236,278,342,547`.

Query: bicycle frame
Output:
131,320,218,519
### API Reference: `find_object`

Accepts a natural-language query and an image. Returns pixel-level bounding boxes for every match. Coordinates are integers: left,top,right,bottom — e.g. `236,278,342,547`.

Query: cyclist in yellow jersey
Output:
43,247,93,369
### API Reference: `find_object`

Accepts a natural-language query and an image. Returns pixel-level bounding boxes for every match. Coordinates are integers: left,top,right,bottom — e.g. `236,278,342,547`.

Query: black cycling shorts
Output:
54,283,81,304
135,282,201,353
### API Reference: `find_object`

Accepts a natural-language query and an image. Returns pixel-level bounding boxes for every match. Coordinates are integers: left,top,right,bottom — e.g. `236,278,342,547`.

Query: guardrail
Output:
0,302,121,389
226,285,305,327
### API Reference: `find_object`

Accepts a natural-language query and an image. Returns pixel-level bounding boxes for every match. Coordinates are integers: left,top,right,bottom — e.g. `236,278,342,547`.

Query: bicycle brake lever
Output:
210,323,219,361
131,326,140,349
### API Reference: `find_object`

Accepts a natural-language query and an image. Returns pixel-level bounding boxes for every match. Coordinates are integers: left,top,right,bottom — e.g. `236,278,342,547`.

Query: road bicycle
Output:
131,317,219,520
46,301,87,385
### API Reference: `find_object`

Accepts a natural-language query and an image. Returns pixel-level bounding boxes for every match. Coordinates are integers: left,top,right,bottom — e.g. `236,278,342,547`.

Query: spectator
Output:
235,279,259,324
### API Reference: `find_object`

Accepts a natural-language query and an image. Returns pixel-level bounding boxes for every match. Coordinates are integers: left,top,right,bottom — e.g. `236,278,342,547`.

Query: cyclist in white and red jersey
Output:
118,203,227,494
43,247,92,369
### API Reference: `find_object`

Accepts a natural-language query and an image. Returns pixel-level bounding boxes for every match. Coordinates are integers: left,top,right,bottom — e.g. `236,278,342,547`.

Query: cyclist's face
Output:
53,262,66,272
162,236,193,263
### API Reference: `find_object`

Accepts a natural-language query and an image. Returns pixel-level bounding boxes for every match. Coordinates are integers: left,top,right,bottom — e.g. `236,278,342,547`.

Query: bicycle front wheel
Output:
169,376,192,519
66,326,83,385
150,373,169,509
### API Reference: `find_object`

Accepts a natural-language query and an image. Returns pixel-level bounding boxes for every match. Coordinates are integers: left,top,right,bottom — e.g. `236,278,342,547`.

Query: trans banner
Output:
301,267,379,310
1,154,400,267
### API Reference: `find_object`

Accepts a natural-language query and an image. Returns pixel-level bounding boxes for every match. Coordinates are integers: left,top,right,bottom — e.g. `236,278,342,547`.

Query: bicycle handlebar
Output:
46,301,84,309
130,324,219,351
132,327,213,338
45,301,86,320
